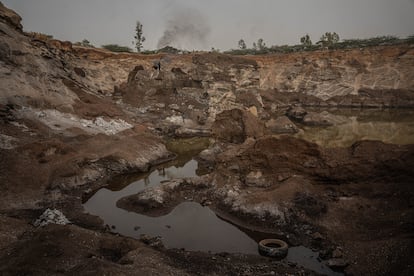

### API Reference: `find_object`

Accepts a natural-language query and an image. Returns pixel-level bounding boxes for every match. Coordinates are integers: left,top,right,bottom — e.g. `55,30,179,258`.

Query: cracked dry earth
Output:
1,2,414,276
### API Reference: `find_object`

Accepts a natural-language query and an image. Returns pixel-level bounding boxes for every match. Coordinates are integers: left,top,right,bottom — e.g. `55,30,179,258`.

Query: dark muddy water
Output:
84,158,342,275
295,108,414,147
84,160,258,254
82,110,414,275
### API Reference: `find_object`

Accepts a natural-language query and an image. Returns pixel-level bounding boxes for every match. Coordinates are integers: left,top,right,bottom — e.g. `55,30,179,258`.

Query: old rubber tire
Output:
258,239,288,258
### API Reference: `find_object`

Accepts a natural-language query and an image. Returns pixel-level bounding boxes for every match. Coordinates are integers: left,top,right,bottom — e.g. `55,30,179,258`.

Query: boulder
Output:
265,116,298,134
212,108,264,143
198,143,222,163
245,170,270,188
74,67,86,77
286,106,307,121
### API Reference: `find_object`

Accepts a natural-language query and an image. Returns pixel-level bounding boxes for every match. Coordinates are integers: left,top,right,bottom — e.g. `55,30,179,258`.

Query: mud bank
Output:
116,136,413,274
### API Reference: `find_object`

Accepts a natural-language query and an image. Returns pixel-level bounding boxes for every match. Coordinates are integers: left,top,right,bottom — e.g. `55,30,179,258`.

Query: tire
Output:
258,239,288,258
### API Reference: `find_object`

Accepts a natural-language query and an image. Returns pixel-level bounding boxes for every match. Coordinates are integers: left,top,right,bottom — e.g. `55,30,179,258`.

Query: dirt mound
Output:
0,224,190,275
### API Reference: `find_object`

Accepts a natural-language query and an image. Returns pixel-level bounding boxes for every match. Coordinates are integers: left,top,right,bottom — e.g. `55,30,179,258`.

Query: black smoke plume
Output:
157,8,210,50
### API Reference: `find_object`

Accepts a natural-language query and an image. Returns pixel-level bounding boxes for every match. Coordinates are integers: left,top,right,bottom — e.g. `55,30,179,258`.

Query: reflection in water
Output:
296,109,414,147
104,152,195,192
287,246,343,276
84,159,342,275
83,160,258,254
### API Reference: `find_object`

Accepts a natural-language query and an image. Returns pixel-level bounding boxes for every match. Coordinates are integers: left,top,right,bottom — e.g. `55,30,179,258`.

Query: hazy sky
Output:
3,0,414,50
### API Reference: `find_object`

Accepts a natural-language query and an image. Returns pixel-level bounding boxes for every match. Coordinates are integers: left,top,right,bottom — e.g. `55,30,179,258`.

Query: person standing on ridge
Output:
153,60,161,72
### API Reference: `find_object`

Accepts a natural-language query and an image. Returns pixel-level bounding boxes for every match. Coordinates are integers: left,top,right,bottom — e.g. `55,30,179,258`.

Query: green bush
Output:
140,49,158,55
337,36,401,49
405,35,414,44
101,44,132,52
158,46,180,54
74,39,95,48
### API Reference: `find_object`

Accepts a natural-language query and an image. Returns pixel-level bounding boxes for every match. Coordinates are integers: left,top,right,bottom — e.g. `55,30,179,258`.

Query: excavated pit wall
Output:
1,3,414,275
68,44,414,105
10,36,410,115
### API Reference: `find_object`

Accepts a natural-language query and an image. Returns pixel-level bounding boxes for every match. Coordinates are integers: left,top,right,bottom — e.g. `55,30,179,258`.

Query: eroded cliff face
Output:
3,4,412,116
114,45,414,129
0,4,172,211
255,46,414,99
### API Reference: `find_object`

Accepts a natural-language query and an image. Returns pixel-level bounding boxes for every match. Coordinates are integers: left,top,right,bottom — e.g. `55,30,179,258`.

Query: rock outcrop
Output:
0,3,173,210
255,46,414,100
0,2,22,30
114,44,414,135
212,108,264,143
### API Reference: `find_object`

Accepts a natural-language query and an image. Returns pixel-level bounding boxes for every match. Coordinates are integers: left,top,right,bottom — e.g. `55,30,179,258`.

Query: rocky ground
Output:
1,2,413,275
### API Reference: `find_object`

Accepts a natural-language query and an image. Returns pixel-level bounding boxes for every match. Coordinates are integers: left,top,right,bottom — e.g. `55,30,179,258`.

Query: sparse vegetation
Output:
101,44,132,52
140,49,159,55
157,46,180,54
211,47,220,53
339,35,399,48
300,34,312,47
257,38,266,50
406,35,414,43
134,21,145,52
238,39,247,50
317,32,339,49
140,46,189,55
74,39,95,48
225,34,413,55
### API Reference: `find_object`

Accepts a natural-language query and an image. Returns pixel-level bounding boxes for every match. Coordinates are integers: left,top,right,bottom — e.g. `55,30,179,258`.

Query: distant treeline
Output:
28,31,414,55
225,35,414,55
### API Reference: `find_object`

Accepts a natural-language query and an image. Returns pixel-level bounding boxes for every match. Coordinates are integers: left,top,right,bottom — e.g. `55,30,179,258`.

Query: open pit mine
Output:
0,3,413,275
